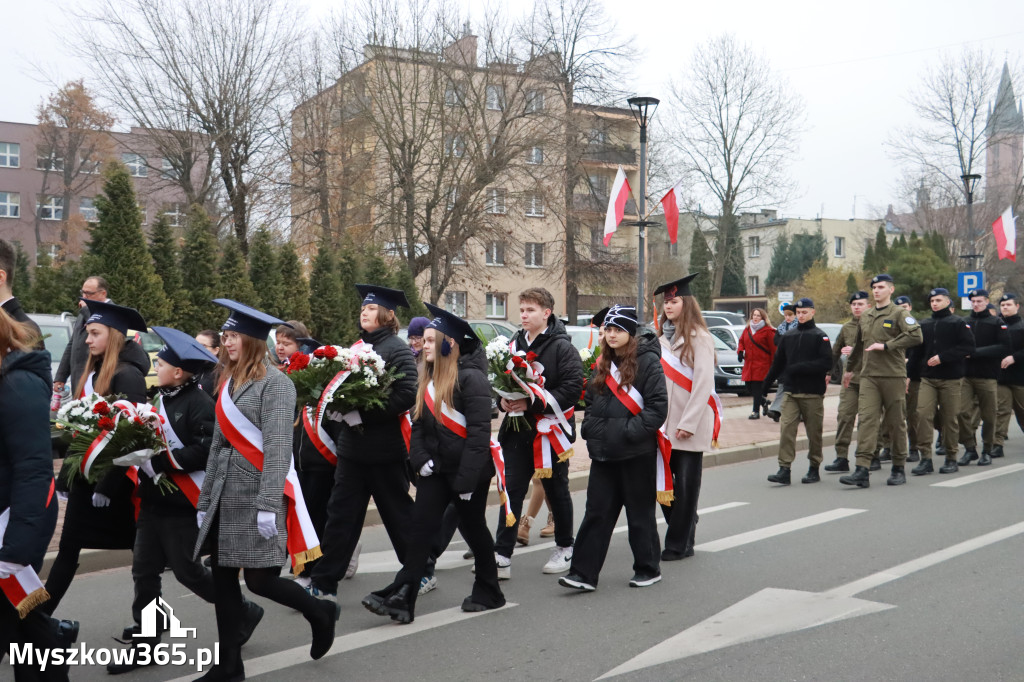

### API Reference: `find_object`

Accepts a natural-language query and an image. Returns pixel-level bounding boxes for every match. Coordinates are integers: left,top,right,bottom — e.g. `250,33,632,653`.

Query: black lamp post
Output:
627,96,659,323
961,172,982,271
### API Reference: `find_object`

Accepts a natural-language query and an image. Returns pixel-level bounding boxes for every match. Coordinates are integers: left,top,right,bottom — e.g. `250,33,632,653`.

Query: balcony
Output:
573,193,638,217
580,143,637,166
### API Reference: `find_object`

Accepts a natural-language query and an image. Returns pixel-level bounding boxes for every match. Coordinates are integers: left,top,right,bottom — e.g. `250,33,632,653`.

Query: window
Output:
485,292,507,318
487,187,507,215
526,146,543,165
163,202,185,227
834,236,846,258
451,245,467,265
748,236,760,257
123,153,148,177
444,83,465,107
0,192,19,218
36,153,63,172
668,241,679,257
38,196,63,221
589,128,607,144
485,241,505,266
445,291,467,317
444,134,466,158
748,276,760,296
79,197,97,222
486,85,505,111
526,89,544,113
79,156,101,174
525,242,544,267
447,186,459,211
525,193,544,217
0,143,20,168
588,173,608,195
161,158,177,180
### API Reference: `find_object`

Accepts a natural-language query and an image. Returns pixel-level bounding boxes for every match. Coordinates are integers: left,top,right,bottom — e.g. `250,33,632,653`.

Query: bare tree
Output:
666,34,805,298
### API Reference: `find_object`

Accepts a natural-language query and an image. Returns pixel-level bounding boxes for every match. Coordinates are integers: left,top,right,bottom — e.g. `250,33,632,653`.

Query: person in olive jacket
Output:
995,293,1024,457
559,305,667,592
363,304,505,623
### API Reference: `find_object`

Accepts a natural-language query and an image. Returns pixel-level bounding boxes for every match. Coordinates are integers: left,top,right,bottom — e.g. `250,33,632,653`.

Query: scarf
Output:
749,320,766,333
157,375,198,399
661,321,677,343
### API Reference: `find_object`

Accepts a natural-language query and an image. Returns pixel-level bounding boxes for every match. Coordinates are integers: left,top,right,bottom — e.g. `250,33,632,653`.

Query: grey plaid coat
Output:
194,359,294,568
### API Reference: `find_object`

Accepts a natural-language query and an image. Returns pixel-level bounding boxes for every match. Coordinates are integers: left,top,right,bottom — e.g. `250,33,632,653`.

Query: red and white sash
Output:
80,399,147,480
0,508,50,618
79,372,95,399
425,381,515,526
154,395,205,508
216,379,322,574
508,339,575,478
660,346,723,447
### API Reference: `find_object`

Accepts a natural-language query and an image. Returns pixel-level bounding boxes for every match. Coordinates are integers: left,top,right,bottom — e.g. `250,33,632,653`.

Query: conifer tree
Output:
873,225,890,270
862,243,876,272
179,205,222,333
27,254,82,315
845,272,859,295
278,241,311,323
149,215,186,327
766,234,792,288
361,251,392,289
217,236,258,307
11,241,33,308
688,228,714,309
248,227,285,318
335,243,364,343
392,263,428,323
309,240,347,343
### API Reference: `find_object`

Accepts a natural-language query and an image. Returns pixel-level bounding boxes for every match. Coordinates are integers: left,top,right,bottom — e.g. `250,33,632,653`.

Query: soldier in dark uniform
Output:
957,289,1011,466
825,291,868,473
995,293,1024,457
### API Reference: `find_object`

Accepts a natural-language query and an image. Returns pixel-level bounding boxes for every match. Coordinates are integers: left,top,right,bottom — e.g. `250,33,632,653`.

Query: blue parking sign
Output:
958,271,983,297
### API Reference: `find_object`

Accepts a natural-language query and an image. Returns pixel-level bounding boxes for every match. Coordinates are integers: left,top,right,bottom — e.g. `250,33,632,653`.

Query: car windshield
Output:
710,328,737,350
37,323,71,360
134,330,164,353
711,334,731,351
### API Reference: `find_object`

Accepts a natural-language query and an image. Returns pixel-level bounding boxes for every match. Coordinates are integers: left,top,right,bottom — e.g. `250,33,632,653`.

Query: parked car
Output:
129,328,163,394
712,333,747,394
27,312,74,398
564,325,600,352
399,319,519,344
702,310,746,328
708,324,745,351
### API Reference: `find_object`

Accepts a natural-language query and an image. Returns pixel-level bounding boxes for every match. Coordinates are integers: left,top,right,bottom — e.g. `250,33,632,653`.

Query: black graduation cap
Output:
591,306,610,327
152,326,219,374
424,302,479,352
82,299,148,336
296,336,322,354
213,299,288,339
653,273,699,300
355,284,410,311
603,304,638,336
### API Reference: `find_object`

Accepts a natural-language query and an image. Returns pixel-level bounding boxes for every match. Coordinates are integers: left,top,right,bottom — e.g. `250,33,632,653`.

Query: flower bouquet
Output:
286,345,400,417
485,335,546,431
578,345,601,407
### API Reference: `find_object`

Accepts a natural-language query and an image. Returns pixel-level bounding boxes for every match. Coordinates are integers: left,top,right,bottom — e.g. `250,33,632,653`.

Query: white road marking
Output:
694,508,866,553
930,463,1024,488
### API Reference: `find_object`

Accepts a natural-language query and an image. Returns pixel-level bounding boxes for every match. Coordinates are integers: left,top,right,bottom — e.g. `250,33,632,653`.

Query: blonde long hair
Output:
78,326,126,396
0,309,33,367
658,296,709,365
217,333,269,393
414,332,461,421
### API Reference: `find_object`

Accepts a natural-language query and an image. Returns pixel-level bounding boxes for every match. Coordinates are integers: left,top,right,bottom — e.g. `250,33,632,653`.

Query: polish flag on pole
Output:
993,205,1017,262
603,166,632,246
659,182,684,244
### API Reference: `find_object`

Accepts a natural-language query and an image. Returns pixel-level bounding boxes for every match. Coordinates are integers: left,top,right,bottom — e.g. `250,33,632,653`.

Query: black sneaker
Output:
559,573,596,591
628,573,662,588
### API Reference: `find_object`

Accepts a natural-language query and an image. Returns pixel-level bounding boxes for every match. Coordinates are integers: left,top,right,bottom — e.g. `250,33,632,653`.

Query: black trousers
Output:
494,429,575,558
376,473,504,614
0,599,68,681
312,458,414,593
131,511,217,624
297,465,335,577
748,381,765,413
570,456,660,586
659,450,703,555
425,503,461,578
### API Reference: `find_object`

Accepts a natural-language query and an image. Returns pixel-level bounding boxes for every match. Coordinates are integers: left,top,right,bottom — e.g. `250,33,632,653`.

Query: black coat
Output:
335,327,418,465
410,345,494,494
1,296,43,350
908,308,975,381
295,409,342,472
581,330,668,462
195,366,219,399
763,319,833,395
965,310,1012,380
998,314,1024,386
0,350,58,572
56,306,90,391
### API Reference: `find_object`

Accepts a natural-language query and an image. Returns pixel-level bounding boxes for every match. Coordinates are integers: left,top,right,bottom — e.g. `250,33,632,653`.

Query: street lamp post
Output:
628,96,659,324
961,172,982,272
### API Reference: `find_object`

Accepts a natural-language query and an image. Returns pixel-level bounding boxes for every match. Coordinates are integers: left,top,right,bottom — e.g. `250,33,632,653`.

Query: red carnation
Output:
313,347,327,359
323,345,338,359
288,352,310,372
92,401,110,416
134,417,144,426
526,351,538,363
98,417,116,431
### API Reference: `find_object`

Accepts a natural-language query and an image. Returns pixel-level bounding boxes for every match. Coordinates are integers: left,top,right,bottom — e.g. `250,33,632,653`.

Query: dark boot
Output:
887,465,906,486
878,447,892,462
957,447,978,466
824,457,850,472
907,449,921,463
767,467,791,485
935,443,947,458
309,599,340,659
911,459,933,476
991,444,1005,458
839,465,870,488
377,583,414,624
939,458,959,474
801,467,820,484
869,457,881,471
239,600,264,647
978,450,992,466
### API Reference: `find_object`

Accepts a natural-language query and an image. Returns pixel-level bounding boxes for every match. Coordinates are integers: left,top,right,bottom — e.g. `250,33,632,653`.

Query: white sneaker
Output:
495,553,512,581
418,575,438,595
542,546,573,574
345,542,361,579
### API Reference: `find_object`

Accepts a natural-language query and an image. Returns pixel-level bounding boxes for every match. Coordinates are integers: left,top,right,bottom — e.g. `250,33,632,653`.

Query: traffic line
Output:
694,508,866,553
930,463,1024,488
162,603,517,682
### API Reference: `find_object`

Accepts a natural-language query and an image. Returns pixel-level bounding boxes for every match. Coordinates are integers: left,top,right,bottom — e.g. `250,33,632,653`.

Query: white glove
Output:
459,492,472,501
140,460,156,479
92,492,111,508
113,448,156,467
196,510,206,528
418,460,434,477
0,561,26,579
341,410,362,426
324,410,344,422
257,510,278,539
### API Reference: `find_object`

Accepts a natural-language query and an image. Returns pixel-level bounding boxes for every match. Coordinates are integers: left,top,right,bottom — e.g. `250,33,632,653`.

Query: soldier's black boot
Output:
824,458,850,472
869,457,881,471
957,447,978,466
907,449,921,463
801,466,820,484
911,459,933,476
887,465,906,486
935,443,947,458
839,465,870,488
978,449,992,466
991,444,1005,458
767,467,791,485
878,447,892,462
939,458,959,474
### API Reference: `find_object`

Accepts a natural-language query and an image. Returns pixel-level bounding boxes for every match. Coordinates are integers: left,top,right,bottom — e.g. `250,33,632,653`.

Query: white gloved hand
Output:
140,460,156,479
112,448,156,467
196,510,206,528
91,492,111,508
418,460,434,477
341,410,363,426
0,561,26,579
257,510,278,539
324,409,344,423
459,492,472,501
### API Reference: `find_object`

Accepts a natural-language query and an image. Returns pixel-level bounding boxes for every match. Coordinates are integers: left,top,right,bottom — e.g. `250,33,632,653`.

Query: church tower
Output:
985,62,1024,209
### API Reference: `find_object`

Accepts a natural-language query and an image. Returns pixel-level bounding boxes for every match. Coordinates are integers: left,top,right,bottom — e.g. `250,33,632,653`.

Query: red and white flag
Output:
659,182,684,245
993,206,1017,262
603,167,632,246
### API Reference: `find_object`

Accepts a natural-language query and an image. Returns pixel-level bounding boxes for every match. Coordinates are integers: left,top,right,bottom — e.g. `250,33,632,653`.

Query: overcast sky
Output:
4,0,1023,221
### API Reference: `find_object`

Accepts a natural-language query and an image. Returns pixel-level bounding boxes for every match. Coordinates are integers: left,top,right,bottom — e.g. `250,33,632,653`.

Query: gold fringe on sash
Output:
533,467,552,479
556,446,574,463
656,491,675,506
291,545,324,576
15,588,50,619
505,512,517,527
499,490,508,504
711,439,719,449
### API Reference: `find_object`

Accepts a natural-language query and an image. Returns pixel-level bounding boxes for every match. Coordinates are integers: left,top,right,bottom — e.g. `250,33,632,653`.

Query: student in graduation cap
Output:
44,300,151,616
107,327,264,674
307,284,418,600
194,300,338,681
362,303,505,623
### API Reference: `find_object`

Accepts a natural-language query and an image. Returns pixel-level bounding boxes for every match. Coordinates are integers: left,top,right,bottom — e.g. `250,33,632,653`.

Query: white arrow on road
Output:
598,520,1024,680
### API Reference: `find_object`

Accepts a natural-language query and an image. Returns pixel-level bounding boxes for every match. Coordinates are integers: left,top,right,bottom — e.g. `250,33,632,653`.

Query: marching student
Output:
995,293,1024,457
195,330,222,399
957,289,1011,466
362,304,505,623
107,327,263,674
825,291,869,473
44,300,150,615
654,275,717,559
195,300,338,681
307,285,418,600
559,305,666,592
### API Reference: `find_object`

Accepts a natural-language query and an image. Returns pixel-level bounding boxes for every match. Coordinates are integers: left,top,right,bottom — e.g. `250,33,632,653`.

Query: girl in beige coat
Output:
654,276,717,560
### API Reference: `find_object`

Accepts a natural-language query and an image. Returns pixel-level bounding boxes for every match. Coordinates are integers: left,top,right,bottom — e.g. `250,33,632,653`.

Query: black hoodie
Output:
998,314,1024,386
908,308,975,381
965,309,1012,380
763,319,833,395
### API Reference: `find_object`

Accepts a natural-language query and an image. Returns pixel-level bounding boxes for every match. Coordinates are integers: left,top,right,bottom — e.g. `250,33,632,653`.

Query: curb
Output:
50,431,839,578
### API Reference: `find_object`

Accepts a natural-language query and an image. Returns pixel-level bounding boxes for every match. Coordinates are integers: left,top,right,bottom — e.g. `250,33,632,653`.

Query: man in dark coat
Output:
54,276,111,398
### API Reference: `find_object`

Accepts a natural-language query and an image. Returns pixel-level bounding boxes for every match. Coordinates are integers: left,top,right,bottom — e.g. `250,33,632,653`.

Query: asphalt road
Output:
41,443,1024,682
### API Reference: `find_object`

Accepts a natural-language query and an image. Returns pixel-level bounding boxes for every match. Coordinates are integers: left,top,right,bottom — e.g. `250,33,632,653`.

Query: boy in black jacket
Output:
108,328,262,673
762,298,833,485
995,293,1024,457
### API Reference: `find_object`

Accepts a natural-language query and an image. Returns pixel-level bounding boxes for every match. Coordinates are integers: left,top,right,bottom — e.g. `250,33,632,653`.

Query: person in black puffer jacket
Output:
559,305,667,592
995,293,1024,458
309,285,418,598
362,304,505,623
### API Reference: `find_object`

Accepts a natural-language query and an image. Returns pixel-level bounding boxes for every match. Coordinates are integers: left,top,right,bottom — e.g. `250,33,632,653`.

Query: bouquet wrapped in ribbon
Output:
485,335,548,431
286,345,399,413
578,345,601,407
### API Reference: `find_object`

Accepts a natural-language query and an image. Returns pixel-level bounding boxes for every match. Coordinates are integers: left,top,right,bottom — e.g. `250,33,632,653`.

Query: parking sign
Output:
958,271,984,297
